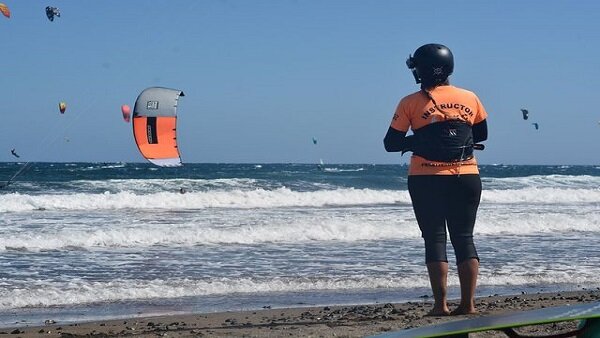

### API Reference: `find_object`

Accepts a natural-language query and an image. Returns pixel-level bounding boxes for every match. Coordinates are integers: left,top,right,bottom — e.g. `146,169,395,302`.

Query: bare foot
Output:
426,307,451,316
450,306,477,315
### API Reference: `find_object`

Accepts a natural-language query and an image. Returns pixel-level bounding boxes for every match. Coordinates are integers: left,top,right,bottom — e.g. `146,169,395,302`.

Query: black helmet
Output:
406,43,454,87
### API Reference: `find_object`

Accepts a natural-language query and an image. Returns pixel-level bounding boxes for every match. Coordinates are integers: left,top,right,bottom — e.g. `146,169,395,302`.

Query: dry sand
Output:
2,289,599,337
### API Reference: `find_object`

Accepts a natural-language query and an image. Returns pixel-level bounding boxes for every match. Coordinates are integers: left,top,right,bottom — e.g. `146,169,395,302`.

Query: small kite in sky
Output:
521,109,529,120
10,149,19,158
0,3,10,18
532,122,539,130
46,6,60,22
58,102,67,114
121,104,131,122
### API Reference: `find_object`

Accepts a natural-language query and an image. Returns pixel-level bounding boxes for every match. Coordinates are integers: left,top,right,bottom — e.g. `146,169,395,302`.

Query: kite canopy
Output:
521,109,529,120
58,102,66,114
121,104,131,122
46,6,60,21
132,87,184,167
0,3,10,18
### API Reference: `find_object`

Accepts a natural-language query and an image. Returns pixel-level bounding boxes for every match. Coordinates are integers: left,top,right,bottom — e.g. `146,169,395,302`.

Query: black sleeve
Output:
384,127,414,153
472,119,488,143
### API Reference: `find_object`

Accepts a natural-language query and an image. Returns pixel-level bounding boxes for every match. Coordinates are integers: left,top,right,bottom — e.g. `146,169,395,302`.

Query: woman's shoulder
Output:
446,85,479,98
400,90,426,104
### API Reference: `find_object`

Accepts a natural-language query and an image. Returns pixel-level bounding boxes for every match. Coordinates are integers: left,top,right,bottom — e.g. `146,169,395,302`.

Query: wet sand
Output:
3,290,599,337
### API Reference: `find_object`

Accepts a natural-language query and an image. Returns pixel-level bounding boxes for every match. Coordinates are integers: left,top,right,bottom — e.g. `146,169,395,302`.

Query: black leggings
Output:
408,174,481,264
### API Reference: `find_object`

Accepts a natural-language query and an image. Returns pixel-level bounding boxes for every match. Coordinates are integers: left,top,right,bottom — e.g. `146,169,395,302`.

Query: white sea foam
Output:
71,178,261,192
323,167,365,173
0,205,597,251
0,270,597,310
77,163,127,171
476,210,600,234
0,277,422,309
483,187,600,204
0,188,410,212
1,184,598,213
0,214,419,251
483,175,600,190
477,271,600,287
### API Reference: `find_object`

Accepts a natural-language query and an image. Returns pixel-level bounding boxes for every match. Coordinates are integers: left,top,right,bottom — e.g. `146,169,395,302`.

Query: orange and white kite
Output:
132,87,184,167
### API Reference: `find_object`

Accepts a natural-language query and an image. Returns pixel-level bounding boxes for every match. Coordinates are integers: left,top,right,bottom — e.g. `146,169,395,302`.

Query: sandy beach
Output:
1,289,597,338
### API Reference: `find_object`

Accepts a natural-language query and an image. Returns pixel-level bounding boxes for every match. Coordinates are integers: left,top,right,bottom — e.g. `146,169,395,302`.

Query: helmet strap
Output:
411,69,421,84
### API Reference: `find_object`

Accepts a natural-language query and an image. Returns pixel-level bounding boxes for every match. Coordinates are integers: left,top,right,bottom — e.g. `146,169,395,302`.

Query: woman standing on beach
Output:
383,43,488,315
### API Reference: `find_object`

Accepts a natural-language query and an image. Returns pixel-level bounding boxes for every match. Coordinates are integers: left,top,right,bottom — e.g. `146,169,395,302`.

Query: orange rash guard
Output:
390,85,488,176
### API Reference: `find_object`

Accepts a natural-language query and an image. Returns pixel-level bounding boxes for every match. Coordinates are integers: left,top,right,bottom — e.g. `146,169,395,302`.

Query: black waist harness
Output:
413,120,474,162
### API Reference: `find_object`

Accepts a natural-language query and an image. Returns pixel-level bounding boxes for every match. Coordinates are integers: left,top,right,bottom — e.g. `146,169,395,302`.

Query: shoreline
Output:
3,290,599,337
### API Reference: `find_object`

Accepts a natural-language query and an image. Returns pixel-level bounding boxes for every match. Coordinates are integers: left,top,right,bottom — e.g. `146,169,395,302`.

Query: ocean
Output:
0,162,599,327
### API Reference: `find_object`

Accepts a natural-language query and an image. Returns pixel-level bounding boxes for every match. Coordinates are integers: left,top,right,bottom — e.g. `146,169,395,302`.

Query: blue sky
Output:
1,1,599,165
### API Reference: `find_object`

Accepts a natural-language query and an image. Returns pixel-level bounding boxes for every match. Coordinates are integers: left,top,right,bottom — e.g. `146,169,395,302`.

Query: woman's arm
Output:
384,127,414,153
472,119,488,143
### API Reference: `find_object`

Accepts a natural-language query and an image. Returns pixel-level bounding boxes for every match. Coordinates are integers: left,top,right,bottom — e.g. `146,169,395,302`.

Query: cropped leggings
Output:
407,174,481,264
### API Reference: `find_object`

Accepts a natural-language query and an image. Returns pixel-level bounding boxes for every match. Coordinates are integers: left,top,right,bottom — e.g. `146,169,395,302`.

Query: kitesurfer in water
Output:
384,44,488,316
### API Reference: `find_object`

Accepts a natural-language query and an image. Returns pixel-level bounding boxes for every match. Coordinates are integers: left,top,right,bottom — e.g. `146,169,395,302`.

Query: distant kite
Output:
521,109,529,120
0,3,10,18
45,6,60,21
58,102,67,114
121,104,131,122
532,123,539,130
312,137,317,145
10,149,19,158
